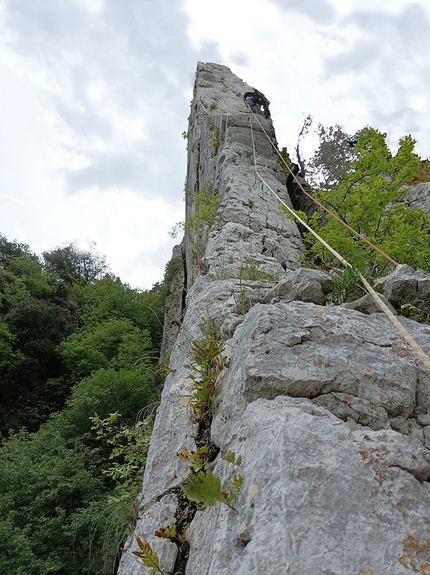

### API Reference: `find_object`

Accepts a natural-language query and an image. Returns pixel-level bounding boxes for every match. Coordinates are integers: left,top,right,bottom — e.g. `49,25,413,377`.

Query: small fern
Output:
184,336,226,426
133,535,164,574
181,469,242,511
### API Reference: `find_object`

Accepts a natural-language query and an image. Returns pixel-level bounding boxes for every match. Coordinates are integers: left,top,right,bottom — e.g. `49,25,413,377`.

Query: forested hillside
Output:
0,236,170,574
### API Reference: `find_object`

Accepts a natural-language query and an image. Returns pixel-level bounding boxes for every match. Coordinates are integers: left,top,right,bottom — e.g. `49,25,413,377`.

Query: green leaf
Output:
221,450,242,466
181,470,223,508
181,469,242,510
133,535,164,574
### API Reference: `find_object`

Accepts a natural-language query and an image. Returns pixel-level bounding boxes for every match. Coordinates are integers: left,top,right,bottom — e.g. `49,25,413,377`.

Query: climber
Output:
280,261,287,271
244,90,271,119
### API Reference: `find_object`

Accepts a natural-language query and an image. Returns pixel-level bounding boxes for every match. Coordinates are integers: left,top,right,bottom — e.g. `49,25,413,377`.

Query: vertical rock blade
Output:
118,63,430,575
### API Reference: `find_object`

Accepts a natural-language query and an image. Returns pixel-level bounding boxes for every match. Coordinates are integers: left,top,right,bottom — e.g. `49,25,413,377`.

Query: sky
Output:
1,0,429,290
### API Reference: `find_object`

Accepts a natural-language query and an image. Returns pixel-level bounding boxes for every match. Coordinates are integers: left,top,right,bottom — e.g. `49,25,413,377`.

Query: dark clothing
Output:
244,90,271,119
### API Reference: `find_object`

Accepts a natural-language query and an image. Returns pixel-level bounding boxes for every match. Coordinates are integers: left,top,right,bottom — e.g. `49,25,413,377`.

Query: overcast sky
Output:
1,0,429,290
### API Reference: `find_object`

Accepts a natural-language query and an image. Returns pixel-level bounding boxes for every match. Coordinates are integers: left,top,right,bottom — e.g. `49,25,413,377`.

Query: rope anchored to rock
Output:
247,109,430,372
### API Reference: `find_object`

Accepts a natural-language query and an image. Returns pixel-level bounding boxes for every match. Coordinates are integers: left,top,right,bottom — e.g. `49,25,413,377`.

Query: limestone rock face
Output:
117,63,430,575
404,182,430,214
376,263,430,316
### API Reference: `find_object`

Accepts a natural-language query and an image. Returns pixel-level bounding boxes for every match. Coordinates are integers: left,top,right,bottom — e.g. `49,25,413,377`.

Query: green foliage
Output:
0,425,105,575
0,255,53,312
399,303,430,323
208,121,222,151
172,182,220,240
328,267,367,305
0,235,52,311
307,123,356,189
306,127,429,276
0,232,165,573
181,469,242,510
233,279,252,316
69,276,164,349
221,450,242,466
43,241,110,287
278,146,296,174
57,367,160,440
133,536,164,574
278,203,308,224
1,297,74,434
69,482,140,575
186,188,219,232
58,318,153,384
0,368,160,573
0,321,22,372
185,336,226,426
177,445,210,473
91,412,152,484
151,256,184,307
154,523,186,544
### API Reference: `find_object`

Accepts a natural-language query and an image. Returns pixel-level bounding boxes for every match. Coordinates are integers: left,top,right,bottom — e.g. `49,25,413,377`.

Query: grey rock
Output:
341,292,397,315
118,63,430,575
214,301,430,423
424,426,430,449
269,267,333,305
187,397,430,575
404,181,430,214
417,413,430,426
375,263,430,315
314,391,391,430
389,416,424,442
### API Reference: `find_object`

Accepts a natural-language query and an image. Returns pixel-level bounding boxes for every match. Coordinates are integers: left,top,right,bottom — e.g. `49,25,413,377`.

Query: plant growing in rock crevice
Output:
208,120,222,152
184,334,226,430
170,182,220,272
133,327,242,575
133,536,165,574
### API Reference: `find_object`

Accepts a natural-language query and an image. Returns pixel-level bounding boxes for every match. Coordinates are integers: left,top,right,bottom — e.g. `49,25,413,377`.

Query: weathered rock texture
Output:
118,63,430,575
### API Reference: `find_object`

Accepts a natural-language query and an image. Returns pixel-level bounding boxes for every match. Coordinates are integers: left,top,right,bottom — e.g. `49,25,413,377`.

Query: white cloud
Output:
1,0,430,290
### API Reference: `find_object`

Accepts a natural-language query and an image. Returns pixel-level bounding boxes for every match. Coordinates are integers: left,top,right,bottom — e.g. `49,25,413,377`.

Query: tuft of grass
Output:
327,267,366,305
238,264,279,282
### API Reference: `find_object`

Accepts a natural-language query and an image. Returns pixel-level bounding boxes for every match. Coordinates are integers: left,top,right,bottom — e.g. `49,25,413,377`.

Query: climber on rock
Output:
244,90,271,119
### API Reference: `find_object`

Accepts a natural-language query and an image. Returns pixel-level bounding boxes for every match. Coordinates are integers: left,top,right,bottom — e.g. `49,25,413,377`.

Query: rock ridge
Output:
118,63,430,575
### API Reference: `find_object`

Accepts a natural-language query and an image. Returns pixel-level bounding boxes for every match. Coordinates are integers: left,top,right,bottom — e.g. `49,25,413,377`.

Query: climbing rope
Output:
245,103,398,266
247,112,430,372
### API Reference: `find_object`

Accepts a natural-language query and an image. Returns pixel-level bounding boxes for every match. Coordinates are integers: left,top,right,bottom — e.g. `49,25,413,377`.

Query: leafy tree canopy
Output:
69,276,164,349
58,318,153,385
0,232,167,573
305,126,430,276
43,240,110,287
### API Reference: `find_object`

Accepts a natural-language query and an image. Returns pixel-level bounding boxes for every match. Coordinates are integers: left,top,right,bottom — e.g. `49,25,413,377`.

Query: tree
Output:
58,318,153,384
0,253,53,314
43,241,110,287
0,234,37,266
306,122,357,189
0,425,106,575
0,233,166,573
294,114,313,178
306,127,429,276
69,276,164,350
0,298,74,434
